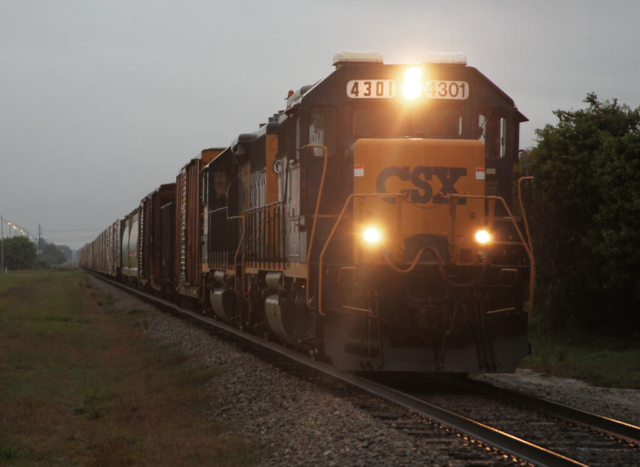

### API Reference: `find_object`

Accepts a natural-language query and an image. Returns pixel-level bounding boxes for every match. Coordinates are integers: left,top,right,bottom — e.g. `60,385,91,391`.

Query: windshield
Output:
352,107,463,139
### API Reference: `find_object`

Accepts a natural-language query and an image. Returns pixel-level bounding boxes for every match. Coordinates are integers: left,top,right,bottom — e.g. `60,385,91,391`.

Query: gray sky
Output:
2,0,639,249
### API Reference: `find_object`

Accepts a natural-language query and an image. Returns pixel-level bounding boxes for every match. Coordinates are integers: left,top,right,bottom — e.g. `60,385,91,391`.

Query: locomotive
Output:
80,51,534,374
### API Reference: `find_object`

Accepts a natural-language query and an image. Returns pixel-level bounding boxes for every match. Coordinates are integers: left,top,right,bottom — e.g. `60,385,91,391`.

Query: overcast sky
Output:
2,0,639,249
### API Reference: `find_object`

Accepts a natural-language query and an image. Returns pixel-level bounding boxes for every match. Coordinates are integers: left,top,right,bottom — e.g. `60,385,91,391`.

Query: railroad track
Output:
87,271,640,467
443,375,640,445
380,375,640,467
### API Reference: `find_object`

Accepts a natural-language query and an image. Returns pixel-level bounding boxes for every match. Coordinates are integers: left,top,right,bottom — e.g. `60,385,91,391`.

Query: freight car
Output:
139,183,176,295
81,51,534,374
175,149,223,304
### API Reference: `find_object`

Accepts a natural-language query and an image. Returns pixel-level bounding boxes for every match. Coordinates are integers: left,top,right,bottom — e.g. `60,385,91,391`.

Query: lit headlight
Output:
402,82,422,99
363,228,381,243
475,229,491,244
402,67,422,99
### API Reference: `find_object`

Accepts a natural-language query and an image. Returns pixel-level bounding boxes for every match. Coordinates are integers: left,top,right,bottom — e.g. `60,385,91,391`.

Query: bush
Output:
529,94,640,336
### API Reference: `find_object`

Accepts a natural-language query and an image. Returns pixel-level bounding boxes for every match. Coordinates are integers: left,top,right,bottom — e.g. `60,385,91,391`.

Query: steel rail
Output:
87,270,586,467
451,376,640,445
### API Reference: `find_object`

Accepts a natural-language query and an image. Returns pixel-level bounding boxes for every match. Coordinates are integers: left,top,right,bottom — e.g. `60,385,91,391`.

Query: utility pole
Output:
38,223,42,254
1,215,4,271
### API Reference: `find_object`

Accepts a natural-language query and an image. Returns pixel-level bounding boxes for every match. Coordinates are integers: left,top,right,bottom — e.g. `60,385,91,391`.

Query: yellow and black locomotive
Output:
82,52,534,374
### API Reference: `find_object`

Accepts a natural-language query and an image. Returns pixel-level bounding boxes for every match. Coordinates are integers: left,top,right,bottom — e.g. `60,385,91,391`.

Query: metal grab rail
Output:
517,176,534,257
444,188,535,317
210,207,243,268
316,192,407,316
518,176,535,315
244,201,286,264
303,144,329,309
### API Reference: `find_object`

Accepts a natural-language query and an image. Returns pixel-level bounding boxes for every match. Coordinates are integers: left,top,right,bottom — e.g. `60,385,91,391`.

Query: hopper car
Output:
80,52,534,373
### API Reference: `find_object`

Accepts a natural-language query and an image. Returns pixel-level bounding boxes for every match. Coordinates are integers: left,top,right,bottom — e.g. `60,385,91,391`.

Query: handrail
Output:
303,144,329,308
244,200,284,213
517,177,534,256
231,215,245,295
242,213,265,299
445,192,535,317
244,202,284,262
316,192,407,316
517,176,535,315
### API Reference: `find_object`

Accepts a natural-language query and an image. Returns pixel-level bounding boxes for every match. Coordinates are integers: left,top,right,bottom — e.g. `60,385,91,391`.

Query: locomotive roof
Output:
286,60,527,122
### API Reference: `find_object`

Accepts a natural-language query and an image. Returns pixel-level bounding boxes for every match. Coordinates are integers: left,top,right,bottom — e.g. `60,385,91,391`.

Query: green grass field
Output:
0,269,261,466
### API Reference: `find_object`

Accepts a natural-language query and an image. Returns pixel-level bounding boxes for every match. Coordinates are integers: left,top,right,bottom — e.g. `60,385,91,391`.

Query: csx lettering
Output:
375,166,467,205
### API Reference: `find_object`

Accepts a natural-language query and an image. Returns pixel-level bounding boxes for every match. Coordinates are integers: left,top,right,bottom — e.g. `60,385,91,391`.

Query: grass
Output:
520,315,640,389
0,269,262,466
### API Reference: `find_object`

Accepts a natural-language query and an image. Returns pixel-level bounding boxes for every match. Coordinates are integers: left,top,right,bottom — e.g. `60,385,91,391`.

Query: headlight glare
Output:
363,228,381,243
475,229,491,244
404,67,422,82
402,67,423,99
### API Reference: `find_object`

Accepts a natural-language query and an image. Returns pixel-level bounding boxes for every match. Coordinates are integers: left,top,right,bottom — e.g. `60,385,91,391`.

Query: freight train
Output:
80,51,534,374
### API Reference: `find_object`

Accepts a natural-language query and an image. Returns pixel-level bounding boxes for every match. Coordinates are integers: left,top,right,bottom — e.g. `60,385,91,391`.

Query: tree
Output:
38,242,68,266
530,93,640,335
57,245,73,262
2,237,38,270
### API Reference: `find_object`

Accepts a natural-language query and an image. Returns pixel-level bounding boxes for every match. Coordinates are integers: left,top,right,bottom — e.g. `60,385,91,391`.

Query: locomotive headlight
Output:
475,229,491,244
402,67,422,99
363,228,381,244
402,82,422,100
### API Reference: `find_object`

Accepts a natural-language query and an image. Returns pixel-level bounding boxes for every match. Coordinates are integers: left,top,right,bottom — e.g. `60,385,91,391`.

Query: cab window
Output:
478,108,507,158
413,108,462,138
352,107,462,138
352,109,404,137
309,106,337,157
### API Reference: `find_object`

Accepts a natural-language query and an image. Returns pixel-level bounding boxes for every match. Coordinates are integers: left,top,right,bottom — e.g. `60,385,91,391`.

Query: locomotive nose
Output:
353,138,487,266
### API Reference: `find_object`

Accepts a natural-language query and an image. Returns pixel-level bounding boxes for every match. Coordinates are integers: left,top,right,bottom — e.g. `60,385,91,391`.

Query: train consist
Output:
80,52,534,374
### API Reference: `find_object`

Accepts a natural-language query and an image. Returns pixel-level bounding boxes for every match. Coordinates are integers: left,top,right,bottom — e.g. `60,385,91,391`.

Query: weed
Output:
126,308,145,315
0,444,18,461
103,292,115,306
88,408,103,420
72,407,87,416
177,363,221,389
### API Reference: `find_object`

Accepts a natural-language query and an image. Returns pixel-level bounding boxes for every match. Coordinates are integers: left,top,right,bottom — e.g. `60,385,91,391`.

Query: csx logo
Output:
376,166,467,205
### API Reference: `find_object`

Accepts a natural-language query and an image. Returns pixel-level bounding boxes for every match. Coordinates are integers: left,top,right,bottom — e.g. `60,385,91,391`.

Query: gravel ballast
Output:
88,275,640,465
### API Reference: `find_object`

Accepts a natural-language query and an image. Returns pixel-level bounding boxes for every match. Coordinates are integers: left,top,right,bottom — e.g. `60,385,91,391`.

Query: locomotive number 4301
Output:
425,81,469,100
347,80,396,99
